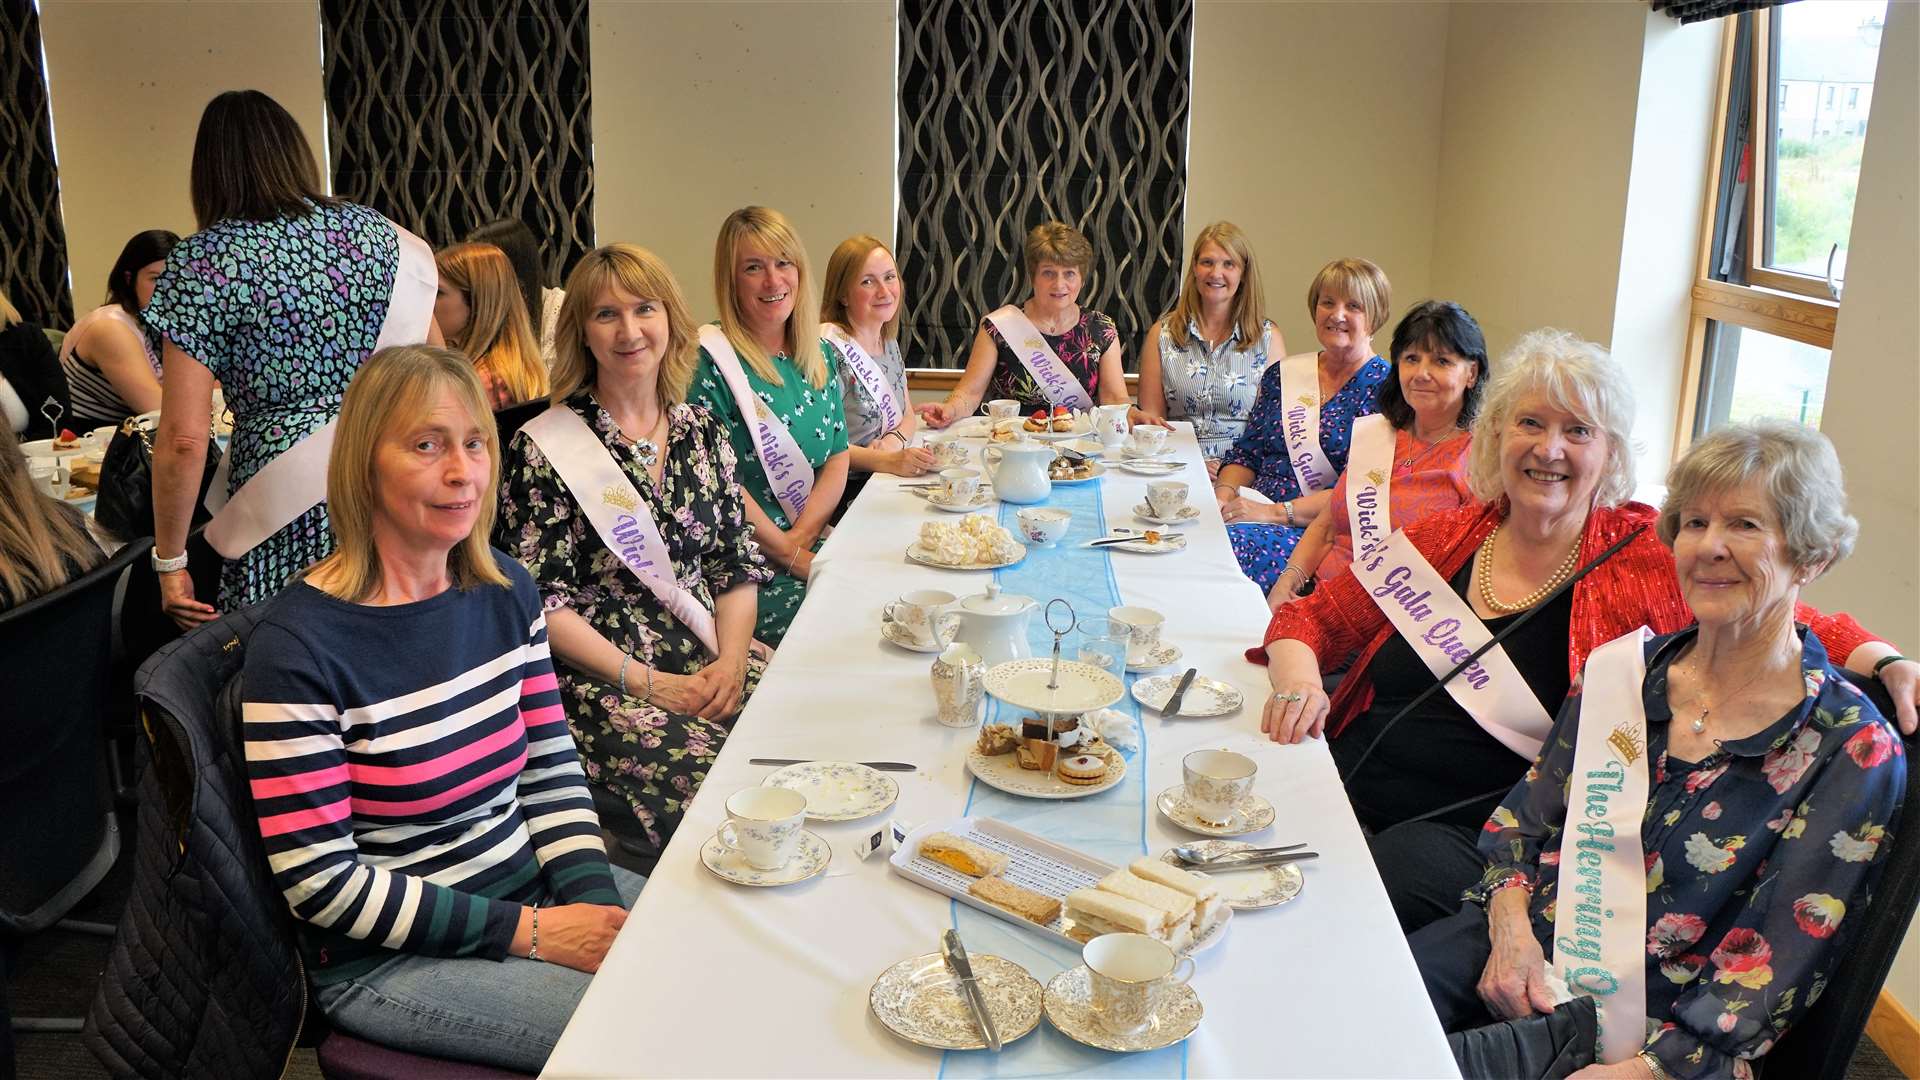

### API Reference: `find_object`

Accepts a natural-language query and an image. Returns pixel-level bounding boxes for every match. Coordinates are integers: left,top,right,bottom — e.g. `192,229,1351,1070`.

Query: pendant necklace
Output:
1681,656,1770,735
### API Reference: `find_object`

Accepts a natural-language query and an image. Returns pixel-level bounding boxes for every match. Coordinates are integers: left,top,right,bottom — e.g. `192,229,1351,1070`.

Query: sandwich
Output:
968,876,1062,925
918,832,1010,877
1129,858,1228,935
1062,887,1166,943
1097,869,1196,951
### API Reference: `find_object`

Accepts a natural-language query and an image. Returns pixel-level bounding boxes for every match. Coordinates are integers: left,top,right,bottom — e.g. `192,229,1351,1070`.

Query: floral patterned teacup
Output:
718,787,808,870
1109,605,1165,666
1015,507,1072,547
1084,933,1195,1036
1182,749,1257,826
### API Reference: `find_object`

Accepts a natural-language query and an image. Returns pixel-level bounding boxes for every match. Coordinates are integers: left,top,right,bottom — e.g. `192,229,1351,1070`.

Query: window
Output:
1848,86,1859,107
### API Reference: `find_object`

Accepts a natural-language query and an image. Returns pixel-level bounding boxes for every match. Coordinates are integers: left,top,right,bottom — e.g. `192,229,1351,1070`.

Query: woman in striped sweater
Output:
241,345,639,1073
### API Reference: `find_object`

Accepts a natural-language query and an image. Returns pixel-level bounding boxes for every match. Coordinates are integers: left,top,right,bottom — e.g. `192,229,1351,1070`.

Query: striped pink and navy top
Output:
242,552,618,985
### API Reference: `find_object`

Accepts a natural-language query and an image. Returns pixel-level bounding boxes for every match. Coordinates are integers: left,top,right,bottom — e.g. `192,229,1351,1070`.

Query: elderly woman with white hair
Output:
1409,419,1906,1080
1255,329,1912,933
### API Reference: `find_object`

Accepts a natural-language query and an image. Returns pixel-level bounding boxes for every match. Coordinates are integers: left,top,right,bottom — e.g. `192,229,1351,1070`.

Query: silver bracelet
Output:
528,902,542,962
618,654,631,698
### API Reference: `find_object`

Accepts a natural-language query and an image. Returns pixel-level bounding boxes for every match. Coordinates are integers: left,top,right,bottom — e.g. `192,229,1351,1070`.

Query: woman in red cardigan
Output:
1257,329,1915,934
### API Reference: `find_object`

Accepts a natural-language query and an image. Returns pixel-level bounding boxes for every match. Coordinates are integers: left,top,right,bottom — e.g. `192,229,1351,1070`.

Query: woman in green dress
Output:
687,207,850,646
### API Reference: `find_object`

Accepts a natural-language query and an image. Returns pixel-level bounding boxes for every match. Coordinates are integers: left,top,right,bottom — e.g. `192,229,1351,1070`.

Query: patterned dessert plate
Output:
1132,502,1202,525
1155,786,1277,838
1131,673,1243,717
870,951,1045,1050
966,744,1126,800
699,829,832,887
1159,841,1305,911
1043,965,1203,1053
763,761,899,822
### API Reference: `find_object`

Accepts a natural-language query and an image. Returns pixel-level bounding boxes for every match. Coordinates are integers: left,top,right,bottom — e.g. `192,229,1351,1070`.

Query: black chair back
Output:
0,538,150,933
1761,671,1918,1078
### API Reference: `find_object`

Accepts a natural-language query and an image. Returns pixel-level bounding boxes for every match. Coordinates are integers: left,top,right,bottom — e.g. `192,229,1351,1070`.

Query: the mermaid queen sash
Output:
518,405,718,657
1276,350,1337,496
1352,525,1557,760
202,219,435,559
1548,626,1652,1063
698,323,814,522
984,305,1094,410
820,321,903,434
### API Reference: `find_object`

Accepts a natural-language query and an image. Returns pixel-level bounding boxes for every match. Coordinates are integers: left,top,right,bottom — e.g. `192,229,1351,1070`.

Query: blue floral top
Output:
1467,628,1906,1080
1221,354,1389,502
1155,317,1277,458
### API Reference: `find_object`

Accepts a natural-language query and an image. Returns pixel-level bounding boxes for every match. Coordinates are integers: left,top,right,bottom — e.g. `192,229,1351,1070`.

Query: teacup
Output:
937,467,982,504
1127,426,1170,457
984,399,1021,420
1015,507,1072,547
926,435,968,468
1183,749,1257,825
1146,480,1189,519
717,786,809,870
1083,933,1195,1036
883,588,958,647
1108,605,1165,665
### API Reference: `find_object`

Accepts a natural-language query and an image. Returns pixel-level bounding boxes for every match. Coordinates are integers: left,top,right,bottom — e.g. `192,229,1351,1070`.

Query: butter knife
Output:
1160,667,1199,717
941,929,1002,1051
748,758,916,772
1175,850,1321,871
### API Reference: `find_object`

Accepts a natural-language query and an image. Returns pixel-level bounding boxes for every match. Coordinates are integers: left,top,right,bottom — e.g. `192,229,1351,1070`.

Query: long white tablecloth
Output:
545,424,1459,1078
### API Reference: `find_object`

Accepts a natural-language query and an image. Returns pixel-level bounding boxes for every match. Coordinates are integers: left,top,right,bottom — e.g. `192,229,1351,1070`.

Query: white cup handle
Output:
717,821,741,852
1170,955,1196,987
881,601,899,625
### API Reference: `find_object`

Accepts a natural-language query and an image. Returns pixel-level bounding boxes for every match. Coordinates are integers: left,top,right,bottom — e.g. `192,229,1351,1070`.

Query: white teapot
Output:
947,582,1036,667
985,440,1054,504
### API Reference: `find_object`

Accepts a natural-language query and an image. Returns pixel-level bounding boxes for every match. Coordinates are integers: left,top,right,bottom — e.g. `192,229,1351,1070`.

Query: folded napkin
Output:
1237,486,1272,505
1087,708,1140,754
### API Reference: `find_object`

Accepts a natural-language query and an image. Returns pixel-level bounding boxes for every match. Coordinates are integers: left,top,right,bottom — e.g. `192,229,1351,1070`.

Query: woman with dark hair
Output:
1269,300,1488,608
147,89,438,627
56,229,180,430
468,218,564,366
0,290,68,440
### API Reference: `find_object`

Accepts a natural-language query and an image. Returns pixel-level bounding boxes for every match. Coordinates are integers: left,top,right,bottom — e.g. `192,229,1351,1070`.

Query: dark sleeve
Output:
1,324,70,439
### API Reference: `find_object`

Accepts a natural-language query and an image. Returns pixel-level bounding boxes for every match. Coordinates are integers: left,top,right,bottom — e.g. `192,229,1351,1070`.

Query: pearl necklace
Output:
1476,521,1582,614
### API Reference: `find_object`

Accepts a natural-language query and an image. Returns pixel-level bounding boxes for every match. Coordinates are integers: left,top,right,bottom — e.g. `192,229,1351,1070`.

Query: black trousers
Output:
1365,819,1489,934
1407,902,1502,1032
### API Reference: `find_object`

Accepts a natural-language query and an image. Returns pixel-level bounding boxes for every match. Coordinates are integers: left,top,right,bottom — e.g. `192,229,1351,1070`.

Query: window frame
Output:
1748,6,1860,300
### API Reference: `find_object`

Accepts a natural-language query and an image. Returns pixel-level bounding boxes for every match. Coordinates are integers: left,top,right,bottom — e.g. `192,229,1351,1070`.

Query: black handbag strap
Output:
1342,524,1649,822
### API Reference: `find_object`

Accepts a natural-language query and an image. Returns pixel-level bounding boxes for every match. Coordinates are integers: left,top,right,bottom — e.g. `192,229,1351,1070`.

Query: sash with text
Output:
698,324,815,522
983,305,1094,410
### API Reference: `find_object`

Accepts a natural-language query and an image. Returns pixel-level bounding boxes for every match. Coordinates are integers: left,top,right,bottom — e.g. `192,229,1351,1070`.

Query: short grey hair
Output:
1467,329,1637,507
1657,419,1857,575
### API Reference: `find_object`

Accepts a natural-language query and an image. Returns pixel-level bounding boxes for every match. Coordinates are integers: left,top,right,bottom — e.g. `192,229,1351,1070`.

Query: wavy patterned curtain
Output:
897,0,1194,369
321,0,594,280
1652,0,1794,25
0,2,73,328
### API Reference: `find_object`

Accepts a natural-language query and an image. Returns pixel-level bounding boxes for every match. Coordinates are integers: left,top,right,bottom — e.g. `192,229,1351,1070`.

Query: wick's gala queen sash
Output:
519,406,719,657
1550,627,1652,1063
697,324,814,522
202,219,437,559
820,322,903,434
1344,414,1397,562
1352,528,1556,759
1276,351,1337,496
984,305,1094,410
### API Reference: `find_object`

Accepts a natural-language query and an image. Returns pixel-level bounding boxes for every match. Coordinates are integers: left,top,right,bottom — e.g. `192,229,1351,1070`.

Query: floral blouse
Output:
981,308,1116,412
1221,354,1390,503
1156,317,1277,458
1467,628,1906,1080
494,392,773,674
829,334,909,454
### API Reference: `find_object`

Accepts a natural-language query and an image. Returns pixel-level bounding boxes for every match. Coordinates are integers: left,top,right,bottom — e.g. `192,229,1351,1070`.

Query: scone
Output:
918,832,1010,877
968,876,1062,925
1023,409,1050,432
974,722,1019,756
1050,407,1074,431
1056,753,1108,786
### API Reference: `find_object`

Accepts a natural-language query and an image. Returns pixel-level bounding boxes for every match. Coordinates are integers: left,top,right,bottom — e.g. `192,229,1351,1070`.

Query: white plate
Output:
1131,502,1201,525
983,658,1125,713
20,437,94,459
947,416,994,438
1126,642,1183,672
870,951,1044,1050
906,540,1026,571
1026,416,1095,441
1116,458,1186,477
966,744,1126,799
698,829,832,886
1047,461,1105,485
1043,966,1203,1053
1060,437,1106,457
925,490,993,512
1089,530,1187,554
1130,673,1244,717
881,618,954,653
763,761,899,822
1159,842,1305,911
1155,786,1277,837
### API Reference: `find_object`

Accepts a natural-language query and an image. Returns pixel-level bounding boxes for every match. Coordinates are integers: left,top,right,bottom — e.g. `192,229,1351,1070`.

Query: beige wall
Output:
588,0,896,322
38,1,327,318
1185,1,1449,357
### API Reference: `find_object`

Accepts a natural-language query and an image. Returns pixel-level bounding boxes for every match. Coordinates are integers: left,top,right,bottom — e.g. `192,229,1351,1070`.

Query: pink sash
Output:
820,322,903,434
1276,351,1336,495
983,305,1094,410
698,324,814,522
1343,414,1396,564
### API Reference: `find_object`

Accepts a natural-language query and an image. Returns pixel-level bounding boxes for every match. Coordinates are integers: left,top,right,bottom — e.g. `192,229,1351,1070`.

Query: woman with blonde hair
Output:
435,241,549,408
241,344,638,1073
0,420,103,611
1138,221,1284,462
498,243,771,863
687,206,849,646
820,233,934,514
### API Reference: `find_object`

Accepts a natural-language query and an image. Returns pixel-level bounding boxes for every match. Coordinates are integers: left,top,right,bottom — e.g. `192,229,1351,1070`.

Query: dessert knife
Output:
1173,850,1321,871
1160,667,1199,717
747,758,916,771
941,929,1002,1051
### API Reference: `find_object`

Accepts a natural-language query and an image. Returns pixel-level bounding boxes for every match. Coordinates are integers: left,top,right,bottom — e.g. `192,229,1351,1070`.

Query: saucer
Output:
1159,841,1305,911
1131,502,1202,525
1125,642,1183,672
1042,965,1202,1053
881,617,954,653
1155,786,1276,837
1130,673,1244,717
926,490,993,512
1116,458,1185,477
699,829,832,886
1060,437,1106,457
870,951,1044,1050
764,761,899,822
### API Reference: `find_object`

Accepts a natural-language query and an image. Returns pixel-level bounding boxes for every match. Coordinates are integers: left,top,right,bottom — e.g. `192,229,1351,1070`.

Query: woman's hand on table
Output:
522,903,628,974
882,444,940,477
1478,892,1558,1020
1204,458,1222,481
159,569,219,631
1876,657,1918,735
1260,680,1328,743
915,401,958,429
680,652,750,722
1218,494,1281,526
1127,407,1172,430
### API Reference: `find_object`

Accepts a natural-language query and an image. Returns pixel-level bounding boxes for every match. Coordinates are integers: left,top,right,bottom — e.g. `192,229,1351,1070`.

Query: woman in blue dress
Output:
1212,258,1392,592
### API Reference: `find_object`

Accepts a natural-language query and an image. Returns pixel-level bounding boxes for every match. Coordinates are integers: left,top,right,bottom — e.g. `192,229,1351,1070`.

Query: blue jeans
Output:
314,866,645,1073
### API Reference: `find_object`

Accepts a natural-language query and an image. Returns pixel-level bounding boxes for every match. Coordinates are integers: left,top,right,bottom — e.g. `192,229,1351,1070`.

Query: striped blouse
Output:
58,304,160,428
241,552,619,986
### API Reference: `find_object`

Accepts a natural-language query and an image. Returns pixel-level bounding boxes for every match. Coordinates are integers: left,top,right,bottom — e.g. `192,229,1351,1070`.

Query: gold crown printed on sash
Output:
1367,468,1388,485
1024,336,1045,351
754,400,771,420
1296,393,1318,407
602,485,637,512
1606,723,1645,765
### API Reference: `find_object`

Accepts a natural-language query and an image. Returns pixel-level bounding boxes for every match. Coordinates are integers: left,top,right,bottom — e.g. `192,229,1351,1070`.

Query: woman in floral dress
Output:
687,207,848,646
1408,421,1908,1080
497,244,771,862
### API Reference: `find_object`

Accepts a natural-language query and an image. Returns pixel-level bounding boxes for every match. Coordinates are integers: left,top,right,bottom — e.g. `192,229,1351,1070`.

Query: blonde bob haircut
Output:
435,242,548,408
550,244,699,407
1022,221,1094,278
1467,328,1637,509
819,234,901,342
0,290,21,327
1306,258,1391,337
713,206,825,389
1165,221,1267,351
1657,418,1857,575
309,344,510,602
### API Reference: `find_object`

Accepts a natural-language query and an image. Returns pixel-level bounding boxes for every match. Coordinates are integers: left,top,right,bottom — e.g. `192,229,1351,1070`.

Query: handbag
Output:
1447,995,1600,1079
94,413,222,541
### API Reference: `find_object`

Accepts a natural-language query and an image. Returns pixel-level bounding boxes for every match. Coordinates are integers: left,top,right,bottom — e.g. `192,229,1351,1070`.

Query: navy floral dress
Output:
1465,628,1905,1079
496,393,775,859
144,200,399,607
982,309,1117,412
1220,354,1389,591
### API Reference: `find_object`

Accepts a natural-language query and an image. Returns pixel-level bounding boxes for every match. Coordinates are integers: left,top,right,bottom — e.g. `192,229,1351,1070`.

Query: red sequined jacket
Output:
1256,500,1877,739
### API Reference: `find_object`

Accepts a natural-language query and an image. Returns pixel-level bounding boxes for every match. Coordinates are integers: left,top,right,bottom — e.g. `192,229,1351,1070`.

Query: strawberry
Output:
1030,410,1048,422
1052,406,1071,417
58,428,77,443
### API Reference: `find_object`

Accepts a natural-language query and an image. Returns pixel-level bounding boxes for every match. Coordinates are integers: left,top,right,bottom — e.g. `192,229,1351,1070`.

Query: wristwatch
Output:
151,549,189,573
